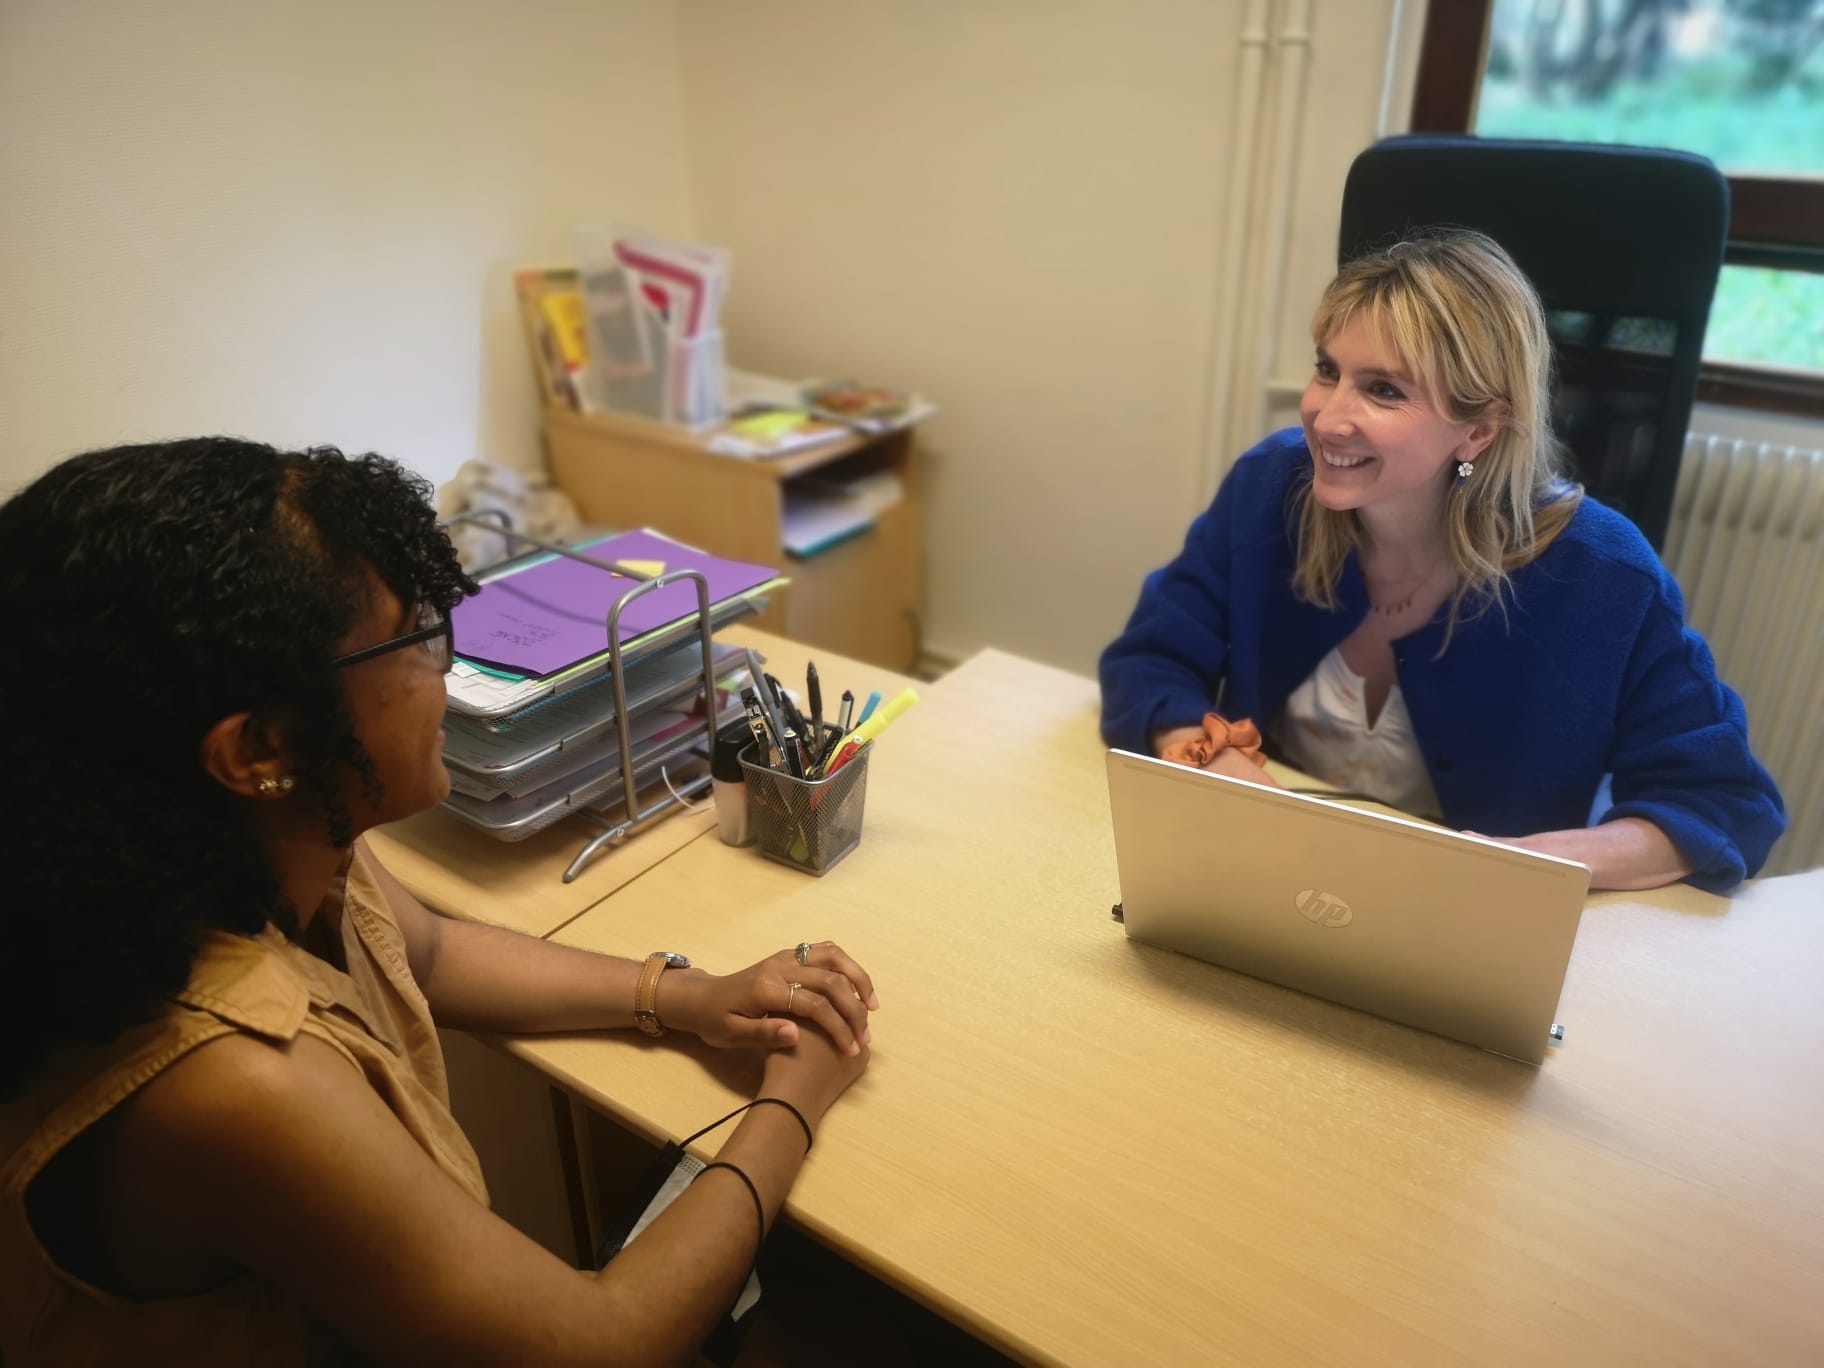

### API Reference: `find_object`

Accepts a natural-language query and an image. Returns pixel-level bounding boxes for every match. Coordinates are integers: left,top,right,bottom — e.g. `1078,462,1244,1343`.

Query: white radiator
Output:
1663,434,1824,877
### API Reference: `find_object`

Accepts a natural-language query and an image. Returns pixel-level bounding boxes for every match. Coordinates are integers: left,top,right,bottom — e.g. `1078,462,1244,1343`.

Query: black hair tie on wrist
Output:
694,1161,766,1255
676,1097,813,1154
746,1096,814,1152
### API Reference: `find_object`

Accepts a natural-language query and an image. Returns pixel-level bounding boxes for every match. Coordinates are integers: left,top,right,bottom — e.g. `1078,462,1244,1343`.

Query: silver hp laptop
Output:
1106,750,1591,1064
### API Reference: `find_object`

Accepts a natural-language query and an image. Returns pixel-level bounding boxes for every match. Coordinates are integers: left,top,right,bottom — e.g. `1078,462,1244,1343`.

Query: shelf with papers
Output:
544,400,925,671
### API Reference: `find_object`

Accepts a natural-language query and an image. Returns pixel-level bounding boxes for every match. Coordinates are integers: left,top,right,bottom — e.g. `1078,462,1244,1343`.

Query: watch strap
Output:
635,952,673,1036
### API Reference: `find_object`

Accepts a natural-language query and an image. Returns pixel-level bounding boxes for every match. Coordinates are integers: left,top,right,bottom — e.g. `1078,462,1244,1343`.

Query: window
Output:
1411,0,1824,416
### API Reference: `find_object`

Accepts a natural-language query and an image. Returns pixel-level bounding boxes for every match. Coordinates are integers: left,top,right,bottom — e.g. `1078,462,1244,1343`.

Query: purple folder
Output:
451,530,776,679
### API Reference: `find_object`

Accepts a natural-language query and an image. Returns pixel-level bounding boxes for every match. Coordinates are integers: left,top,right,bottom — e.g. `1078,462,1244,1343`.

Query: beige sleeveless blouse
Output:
0,843,487,1366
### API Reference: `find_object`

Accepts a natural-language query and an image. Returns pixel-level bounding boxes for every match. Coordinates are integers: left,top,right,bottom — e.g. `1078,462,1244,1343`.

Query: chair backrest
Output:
1337,135,1729,550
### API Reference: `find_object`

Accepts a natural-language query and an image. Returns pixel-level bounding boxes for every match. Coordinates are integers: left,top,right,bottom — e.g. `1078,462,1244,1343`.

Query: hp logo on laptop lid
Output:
1295,889,1353,927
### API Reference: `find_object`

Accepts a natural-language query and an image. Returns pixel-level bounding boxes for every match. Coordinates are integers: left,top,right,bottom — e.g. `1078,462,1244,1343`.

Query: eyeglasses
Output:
329,600,454,673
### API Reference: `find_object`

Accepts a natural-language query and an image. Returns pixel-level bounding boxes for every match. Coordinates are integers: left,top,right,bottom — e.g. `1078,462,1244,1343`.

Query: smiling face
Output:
1299,315,1497,526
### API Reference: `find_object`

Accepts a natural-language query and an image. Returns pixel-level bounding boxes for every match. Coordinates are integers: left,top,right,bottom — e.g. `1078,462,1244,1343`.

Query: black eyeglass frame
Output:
329,607,453,671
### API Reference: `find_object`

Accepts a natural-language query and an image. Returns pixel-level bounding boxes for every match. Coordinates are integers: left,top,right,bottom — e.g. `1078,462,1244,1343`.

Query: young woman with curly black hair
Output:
0,437,878,1366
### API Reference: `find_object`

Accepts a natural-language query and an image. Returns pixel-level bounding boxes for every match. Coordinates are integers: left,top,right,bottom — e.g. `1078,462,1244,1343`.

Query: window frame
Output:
1409,0,1824,419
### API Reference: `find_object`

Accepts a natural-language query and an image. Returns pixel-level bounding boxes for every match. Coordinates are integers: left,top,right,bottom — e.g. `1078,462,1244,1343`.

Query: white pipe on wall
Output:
1375,0,1406,138
1233,0,1314,459
1198,0,1274,504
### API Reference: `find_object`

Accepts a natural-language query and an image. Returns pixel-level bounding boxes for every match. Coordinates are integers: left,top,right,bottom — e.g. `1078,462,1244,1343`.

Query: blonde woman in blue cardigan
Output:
1100,230,1783,892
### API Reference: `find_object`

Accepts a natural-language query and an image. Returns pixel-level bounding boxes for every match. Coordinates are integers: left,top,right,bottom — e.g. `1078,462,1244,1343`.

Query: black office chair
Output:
1337,135,1729,551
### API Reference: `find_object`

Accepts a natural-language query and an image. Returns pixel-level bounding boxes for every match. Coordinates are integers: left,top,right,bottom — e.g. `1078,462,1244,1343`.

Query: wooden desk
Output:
510,649,1824,1366
367,626,911,941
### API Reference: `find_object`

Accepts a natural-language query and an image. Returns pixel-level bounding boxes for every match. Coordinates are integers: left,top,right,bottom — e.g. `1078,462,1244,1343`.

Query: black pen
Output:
810,726,843,777
837,689,854,735
768,674,808,740
807,661,823,749
778,725,807,779
745,651,787,753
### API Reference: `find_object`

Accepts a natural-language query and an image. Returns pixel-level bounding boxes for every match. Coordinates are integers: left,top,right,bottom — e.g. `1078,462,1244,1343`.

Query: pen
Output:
768,674,809,743
766,671,802,729
810,726,844,777
807,661,823,748
837,689,855,735
855,690,883,727
745,651,787,751
823,686,918,778
769,675,801,742
778,725,807,779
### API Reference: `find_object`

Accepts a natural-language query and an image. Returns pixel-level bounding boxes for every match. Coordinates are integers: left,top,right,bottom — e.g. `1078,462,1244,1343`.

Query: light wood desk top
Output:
508,648,1824,1366
368,626,916,940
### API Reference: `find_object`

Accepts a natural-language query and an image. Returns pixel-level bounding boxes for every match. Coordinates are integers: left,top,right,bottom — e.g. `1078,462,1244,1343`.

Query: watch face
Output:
651,952,691,969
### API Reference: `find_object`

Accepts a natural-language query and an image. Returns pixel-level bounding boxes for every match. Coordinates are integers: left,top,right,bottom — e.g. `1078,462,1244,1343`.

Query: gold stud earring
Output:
257,775,296,796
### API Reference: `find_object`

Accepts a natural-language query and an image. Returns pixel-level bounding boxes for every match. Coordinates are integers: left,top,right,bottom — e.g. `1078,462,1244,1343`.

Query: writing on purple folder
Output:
451,530,776,678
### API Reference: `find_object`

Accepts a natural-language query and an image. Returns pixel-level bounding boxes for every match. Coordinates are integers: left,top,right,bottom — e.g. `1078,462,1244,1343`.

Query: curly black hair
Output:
0,437,475,1099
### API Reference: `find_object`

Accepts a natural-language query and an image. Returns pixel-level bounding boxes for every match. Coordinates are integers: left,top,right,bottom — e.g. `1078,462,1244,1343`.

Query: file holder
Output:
442,511,730,882
738,731,872,876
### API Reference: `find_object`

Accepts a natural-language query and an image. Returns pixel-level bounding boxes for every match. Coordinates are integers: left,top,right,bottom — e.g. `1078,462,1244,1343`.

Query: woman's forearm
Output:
1489,816,1694,892
583,1104,810,1366
417,915,654,1033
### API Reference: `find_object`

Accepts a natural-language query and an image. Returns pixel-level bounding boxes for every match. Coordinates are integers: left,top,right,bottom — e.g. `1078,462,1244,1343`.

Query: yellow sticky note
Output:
612,559,667,578
734,410,814,439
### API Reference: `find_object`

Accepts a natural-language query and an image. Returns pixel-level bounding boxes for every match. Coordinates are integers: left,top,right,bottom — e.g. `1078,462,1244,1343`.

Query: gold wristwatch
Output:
634,952,692,1037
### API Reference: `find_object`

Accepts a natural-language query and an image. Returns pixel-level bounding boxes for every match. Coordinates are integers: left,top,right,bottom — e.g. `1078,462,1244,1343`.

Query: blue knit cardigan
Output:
1098,428,1786,891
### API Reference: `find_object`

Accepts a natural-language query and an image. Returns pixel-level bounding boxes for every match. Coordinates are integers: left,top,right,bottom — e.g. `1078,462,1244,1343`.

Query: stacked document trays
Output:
439,522,783,879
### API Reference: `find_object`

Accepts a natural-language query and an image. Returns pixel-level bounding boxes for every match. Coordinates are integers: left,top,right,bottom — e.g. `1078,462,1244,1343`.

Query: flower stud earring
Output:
257,775,296,796
1457,460,1475,482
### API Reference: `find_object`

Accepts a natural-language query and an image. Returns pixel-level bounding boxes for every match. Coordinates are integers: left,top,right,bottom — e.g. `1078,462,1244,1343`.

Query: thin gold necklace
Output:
1365,564,1442,616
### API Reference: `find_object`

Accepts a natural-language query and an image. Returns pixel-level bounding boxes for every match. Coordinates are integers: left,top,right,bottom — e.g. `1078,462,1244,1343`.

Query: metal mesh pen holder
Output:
739,738,871,875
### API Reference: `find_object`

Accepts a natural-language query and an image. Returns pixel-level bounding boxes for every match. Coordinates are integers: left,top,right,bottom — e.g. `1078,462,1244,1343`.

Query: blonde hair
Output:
1292,229,1581,631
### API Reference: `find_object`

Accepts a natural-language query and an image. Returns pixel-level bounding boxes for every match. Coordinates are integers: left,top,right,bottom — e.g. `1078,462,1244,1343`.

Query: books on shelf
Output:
514,268,589,412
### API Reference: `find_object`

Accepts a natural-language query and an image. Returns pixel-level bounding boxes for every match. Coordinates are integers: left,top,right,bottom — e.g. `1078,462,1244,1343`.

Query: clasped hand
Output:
664,941,878,1056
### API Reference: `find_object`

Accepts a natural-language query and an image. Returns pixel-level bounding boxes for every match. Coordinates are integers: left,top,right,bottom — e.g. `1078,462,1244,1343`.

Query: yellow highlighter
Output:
820,687,918,777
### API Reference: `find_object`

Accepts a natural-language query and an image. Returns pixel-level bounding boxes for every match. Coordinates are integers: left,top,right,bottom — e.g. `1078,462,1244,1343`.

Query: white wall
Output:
0,0,694,494
675,0,1416,674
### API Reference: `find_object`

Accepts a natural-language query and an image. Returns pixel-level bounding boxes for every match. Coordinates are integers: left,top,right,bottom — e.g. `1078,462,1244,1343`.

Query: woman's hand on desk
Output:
1152,725,1282,789
760,1017,871,1129
1200,746,1282,788
666,942,879,1056
1462,817,1694,891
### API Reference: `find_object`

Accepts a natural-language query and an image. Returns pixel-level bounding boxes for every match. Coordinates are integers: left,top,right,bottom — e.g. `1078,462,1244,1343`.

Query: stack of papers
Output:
708,409,849,459
782,471,905,558
443,638,746,789
445,528,782,718
573,226,731,426
451,528,777,679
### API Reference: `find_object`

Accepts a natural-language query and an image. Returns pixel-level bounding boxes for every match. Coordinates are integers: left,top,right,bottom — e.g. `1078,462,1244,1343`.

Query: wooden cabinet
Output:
544,406,924,671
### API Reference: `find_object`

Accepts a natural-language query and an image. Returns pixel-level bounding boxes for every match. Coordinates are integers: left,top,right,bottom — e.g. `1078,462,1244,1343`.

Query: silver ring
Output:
795,942,814,965
786,981,802,1011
